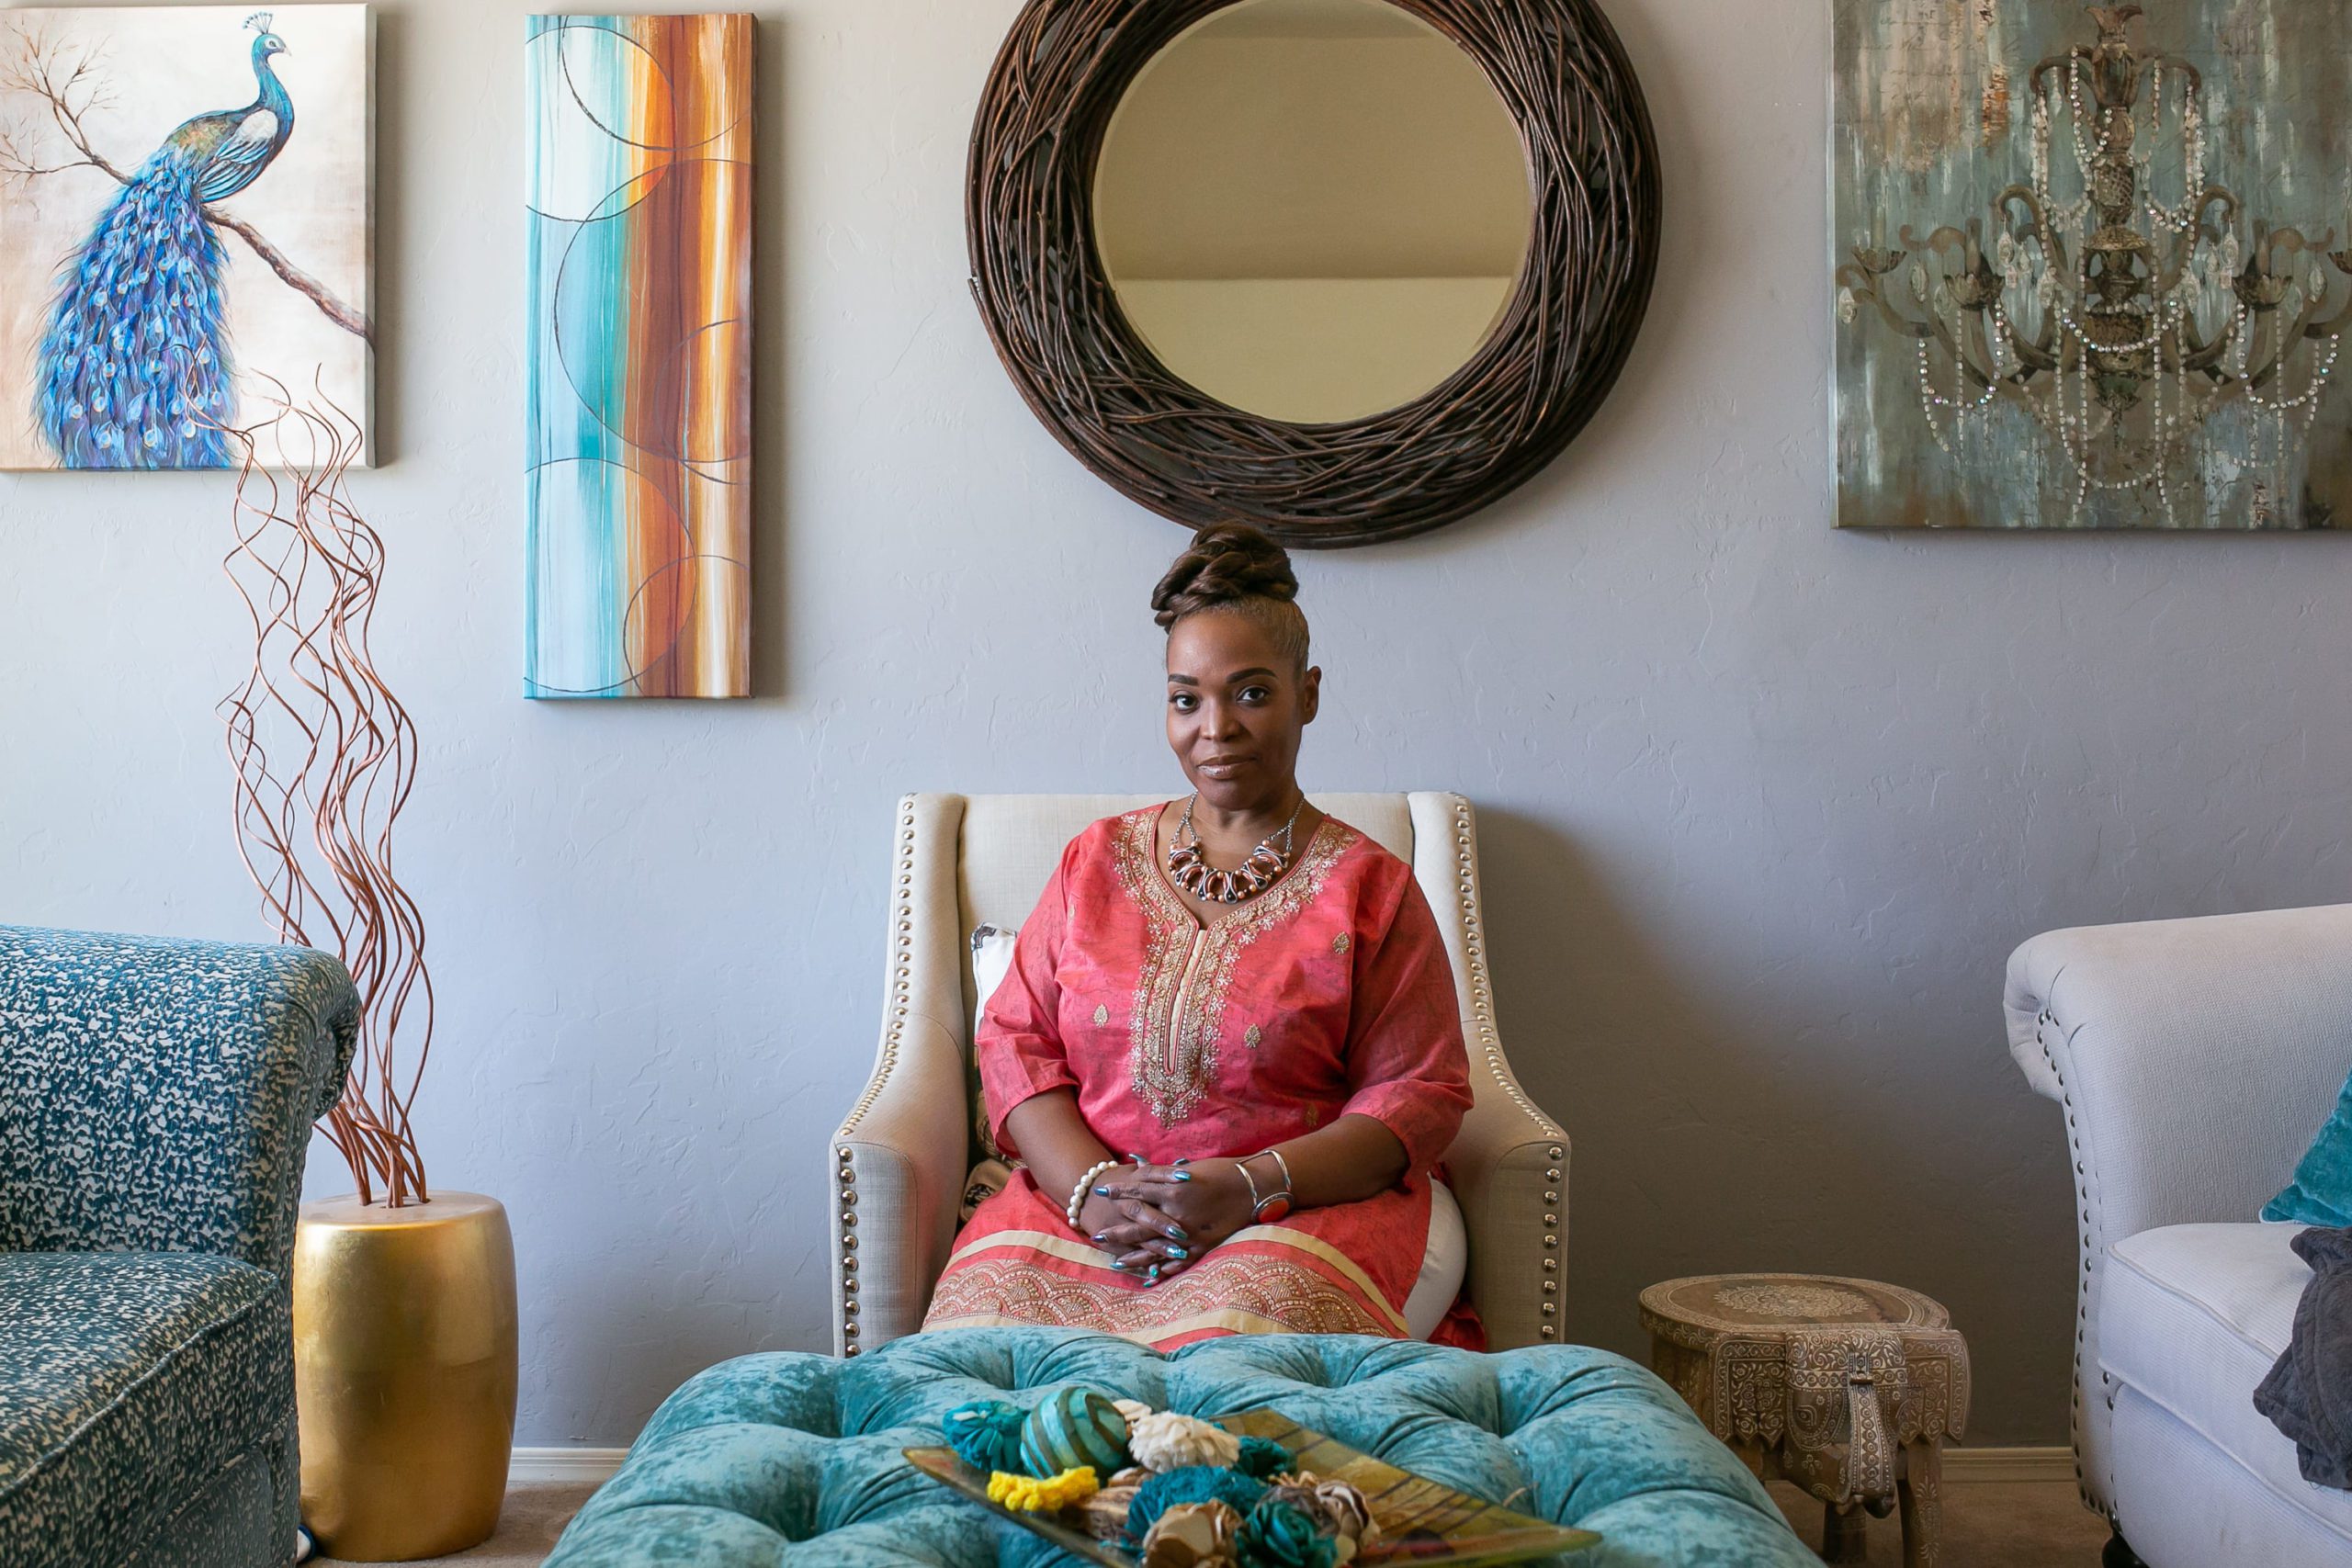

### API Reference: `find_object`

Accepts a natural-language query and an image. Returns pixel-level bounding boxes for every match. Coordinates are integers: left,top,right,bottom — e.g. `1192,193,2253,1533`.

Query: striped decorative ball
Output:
1019,1387,1131,1478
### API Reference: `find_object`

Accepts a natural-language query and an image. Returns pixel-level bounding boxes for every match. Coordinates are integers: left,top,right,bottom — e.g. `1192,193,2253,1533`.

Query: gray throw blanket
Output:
2255,1225,2352,1488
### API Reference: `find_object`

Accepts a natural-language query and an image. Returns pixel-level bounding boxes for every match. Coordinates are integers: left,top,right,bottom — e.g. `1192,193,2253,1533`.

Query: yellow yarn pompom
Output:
989,1465,1101,1513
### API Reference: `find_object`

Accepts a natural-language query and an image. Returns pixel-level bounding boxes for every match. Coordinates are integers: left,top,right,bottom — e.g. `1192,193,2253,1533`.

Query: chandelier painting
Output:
1833,1,2352,529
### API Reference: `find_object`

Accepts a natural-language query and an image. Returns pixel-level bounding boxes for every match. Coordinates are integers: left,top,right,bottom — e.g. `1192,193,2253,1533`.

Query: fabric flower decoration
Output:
1128,1409,1242,1472
1238,1496,1340,1568
1261,1477,1377,1549
1233,1435,1293,1479
1127,1465,1269,1539
944,1399,1027,1474
988,1464,1100,1513
1139,1500,1242,1568
1081,1469,1151,1542
1307,1478,1377,1545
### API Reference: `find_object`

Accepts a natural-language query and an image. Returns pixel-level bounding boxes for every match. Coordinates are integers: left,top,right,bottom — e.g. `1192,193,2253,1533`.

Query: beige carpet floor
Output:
314,1487,582,1567
324,1476,2117,1566
1765,1479,2111,1566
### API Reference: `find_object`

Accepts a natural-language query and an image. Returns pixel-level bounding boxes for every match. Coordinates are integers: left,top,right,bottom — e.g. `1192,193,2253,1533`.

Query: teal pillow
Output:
2263,1065,2352,1226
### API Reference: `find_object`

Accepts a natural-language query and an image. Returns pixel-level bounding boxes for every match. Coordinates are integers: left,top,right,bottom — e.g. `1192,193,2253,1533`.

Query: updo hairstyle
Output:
1149,525,1310,674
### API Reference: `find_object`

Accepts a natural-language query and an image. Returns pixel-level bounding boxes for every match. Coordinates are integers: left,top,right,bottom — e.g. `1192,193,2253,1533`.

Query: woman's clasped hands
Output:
1078,1156,1257,1284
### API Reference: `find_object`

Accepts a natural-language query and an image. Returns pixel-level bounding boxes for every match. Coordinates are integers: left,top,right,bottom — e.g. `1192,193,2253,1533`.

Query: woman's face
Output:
1164,609,1319,813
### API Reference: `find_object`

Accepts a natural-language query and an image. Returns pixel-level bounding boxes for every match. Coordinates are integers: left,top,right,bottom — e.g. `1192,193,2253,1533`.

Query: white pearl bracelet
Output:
1067,1159,1120,1230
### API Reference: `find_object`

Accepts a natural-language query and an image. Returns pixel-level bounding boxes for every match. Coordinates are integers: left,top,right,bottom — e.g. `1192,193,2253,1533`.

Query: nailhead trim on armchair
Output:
1439,795,1569,1340
831,799,923,1354
2032,1004,2103,1516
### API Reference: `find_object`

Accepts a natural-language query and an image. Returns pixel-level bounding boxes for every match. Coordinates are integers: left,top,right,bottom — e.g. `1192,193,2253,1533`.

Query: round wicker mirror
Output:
1092,0,1535,426
967,0,1661,548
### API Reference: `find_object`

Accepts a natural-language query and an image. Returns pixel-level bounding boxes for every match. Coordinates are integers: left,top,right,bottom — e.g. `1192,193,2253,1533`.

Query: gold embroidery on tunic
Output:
1110,809,1356,1124
1110,813,1198,1121
1243,1024,1262,1049
1093,1004,1110,1026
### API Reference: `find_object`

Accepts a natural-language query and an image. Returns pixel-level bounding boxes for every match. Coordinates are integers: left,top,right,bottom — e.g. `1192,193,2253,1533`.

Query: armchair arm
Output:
0,925,359,1278
2007,904,2352,1242
1407,792,1570,1351
2003,903,2352,1514
831,794,975,1357
831,1013,968,1356
1444,1042,1567,1351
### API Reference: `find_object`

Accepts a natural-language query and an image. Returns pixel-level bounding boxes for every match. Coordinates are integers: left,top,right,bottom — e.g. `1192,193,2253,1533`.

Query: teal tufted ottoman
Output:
544,1330,1815,1566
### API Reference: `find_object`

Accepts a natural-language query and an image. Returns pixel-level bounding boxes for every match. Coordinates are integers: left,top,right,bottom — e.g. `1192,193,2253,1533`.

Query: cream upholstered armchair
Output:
828,793,1567,1358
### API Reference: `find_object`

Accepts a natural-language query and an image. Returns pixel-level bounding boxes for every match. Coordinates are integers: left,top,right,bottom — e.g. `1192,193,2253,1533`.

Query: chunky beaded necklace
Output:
1165,793,1305,905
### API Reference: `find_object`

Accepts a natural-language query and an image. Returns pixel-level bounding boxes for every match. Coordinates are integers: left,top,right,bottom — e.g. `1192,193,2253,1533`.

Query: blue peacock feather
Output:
34,13,295,468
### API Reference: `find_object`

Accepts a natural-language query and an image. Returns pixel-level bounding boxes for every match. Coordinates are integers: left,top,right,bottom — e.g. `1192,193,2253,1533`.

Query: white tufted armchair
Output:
829,793,1567,1359
2007,905,2352,1568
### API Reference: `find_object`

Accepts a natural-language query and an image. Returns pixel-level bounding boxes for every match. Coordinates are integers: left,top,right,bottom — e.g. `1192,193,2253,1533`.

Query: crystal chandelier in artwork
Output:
1833,2,2352,530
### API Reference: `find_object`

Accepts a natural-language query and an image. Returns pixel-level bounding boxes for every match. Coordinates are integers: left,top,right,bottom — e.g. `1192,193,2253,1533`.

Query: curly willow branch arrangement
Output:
218,383,430,1207
966,0,1661,547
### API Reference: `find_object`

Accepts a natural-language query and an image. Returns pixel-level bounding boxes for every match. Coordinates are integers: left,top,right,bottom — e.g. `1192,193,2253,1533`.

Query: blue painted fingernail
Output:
1148,1265,1161,1281
1172,1171,1193,1182
1091,1233,1109,1244
1170,1225,1189,1240
1170,1247,1190,1258
1092,1185,1111,1196
1172,1157,1191,1166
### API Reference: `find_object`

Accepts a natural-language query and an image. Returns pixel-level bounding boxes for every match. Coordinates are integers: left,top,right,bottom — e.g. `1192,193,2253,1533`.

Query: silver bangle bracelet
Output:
1238,1147,1295,1221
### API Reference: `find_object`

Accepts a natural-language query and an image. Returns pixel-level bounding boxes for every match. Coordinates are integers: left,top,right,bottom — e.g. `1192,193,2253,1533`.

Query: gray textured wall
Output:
4,0,2348,1448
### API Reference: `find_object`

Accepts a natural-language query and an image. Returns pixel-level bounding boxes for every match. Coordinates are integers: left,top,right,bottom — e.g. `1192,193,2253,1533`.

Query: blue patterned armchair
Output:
0,926,357,1568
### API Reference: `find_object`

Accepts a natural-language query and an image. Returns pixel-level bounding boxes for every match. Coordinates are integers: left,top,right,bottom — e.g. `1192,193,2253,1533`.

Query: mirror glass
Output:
1093,0,1533,425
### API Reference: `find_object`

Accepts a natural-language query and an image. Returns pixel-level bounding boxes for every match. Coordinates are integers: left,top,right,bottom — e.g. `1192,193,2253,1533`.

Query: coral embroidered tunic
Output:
921,807,1474,1348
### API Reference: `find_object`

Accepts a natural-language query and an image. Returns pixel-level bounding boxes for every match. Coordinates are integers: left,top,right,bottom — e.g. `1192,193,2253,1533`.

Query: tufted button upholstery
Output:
546,1330,1815,1566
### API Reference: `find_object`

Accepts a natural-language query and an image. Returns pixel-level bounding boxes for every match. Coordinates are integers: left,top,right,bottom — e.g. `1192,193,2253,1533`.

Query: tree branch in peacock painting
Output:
0,9,372,470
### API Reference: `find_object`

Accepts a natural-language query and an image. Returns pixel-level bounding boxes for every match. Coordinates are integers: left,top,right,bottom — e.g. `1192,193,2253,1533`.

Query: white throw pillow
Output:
962,926,1024,1216
969,923,1020,1044
1405,1180,1469,1340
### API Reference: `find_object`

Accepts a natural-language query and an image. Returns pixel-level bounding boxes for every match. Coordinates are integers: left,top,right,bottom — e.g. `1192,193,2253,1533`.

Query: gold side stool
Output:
1639,1274,1970,1568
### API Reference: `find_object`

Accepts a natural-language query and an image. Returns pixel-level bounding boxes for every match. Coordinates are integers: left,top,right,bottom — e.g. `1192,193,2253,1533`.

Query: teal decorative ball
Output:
1018,1387,1132,1478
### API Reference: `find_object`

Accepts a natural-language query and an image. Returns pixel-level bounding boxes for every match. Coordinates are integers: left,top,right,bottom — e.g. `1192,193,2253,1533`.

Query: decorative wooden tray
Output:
904,1407,1600,1566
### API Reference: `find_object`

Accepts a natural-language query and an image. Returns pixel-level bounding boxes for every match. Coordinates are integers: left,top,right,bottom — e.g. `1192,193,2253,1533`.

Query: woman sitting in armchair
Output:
922,525,1477,1348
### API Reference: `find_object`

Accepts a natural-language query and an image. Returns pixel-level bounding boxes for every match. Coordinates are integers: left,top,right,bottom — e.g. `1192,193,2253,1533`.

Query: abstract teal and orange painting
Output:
526,14,751,699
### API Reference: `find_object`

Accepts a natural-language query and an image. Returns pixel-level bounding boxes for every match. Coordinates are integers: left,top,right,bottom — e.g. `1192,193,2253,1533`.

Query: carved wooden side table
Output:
1639,1274,1969,1568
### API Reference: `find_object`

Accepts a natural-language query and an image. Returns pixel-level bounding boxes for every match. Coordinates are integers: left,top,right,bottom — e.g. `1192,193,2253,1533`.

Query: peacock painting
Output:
0,6,374,470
